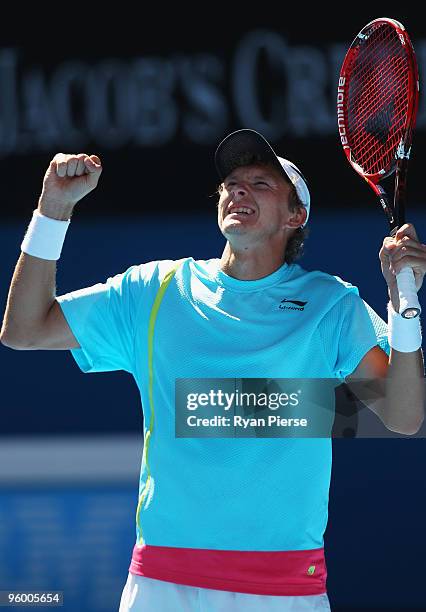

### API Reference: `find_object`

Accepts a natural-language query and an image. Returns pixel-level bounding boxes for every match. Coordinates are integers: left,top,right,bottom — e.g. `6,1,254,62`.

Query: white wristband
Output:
388,302,422,352
21,209,70,260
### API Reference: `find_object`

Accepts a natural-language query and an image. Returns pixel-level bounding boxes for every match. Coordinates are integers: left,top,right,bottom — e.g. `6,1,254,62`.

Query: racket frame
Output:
337,17,421,318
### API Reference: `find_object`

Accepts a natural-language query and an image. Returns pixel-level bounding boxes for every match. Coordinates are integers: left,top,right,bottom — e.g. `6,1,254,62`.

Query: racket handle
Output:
396,267,421,318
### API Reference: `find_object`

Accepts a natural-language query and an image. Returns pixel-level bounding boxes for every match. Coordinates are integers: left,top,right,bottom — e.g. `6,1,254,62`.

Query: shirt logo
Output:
279,299,308,311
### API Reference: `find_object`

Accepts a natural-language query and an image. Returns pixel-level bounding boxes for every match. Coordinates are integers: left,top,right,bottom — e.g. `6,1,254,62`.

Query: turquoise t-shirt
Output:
58,258,388,554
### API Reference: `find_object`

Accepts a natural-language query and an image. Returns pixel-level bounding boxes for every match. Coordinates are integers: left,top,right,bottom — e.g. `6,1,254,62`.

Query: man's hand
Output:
38,154,102,220
379,223,426,311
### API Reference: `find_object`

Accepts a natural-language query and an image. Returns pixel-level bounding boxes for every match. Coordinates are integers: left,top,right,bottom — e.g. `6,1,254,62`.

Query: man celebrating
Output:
2,129,424,611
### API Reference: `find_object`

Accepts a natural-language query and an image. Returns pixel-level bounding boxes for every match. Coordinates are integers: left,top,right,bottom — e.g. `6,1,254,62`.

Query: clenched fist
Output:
38,154,102,220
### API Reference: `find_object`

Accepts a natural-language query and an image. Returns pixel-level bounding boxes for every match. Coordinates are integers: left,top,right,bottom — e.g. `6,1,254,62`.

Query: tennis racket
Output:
337,17,421,318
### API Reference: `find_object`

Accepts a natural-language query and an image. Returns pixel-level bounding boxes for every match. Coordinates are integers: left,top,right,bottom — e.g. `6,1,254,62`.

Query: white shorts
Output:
119,573,331,611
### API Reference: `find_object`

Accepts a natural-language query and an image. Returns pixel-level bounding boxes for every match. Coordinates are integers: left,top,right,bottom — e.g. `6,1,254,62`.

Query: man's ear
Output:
284,206,307,230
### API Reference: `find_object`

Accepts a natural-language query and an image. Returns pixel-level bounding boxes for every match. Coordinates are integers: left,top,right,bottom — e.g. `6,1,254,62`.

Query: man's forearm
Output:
0,253,57,348
384,348,425,434
1,154,102,348
384,282,425,434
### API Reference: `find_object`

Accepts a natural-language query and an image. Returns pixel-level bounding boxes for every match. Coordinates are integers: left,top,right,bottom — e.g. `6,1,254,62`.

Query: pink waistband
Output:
130,544,327,596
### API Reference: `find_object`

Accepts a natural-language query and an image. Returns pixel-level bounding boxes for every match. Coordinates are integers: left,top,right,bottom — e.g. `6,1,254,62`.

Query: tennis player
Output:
1,129,425,612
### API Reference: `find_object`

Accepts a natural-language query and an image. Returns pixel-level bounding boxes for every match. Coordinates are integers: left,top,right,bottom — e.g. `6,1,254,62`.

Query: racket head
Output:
337,17,419,191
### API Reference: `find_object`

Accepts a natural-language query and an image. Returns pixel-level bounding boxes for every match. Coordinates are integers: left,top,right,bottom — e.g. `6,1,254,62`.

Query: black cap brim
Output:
214,129,290,183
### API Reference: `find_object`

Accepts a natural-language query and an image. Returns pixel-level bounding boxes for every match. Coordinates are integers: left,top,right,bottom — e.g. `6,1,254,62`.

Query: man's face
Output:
217,163,294,246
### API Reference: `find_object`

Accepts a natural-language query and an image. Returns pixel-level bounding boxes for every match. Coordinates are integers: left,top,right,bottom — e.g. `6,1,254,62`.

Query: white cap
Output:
215,129,310,227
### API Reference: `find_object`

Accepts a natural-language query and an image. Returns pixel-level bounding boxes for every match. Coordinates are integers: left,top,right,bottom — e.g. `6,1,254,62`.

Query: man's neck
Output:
219,243,286,281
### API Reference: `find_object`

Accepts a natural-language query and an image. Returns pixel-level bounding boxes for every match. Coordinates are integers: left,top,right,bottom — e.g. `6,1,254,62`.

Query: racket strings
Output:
344,24,410,175
350,58,407,170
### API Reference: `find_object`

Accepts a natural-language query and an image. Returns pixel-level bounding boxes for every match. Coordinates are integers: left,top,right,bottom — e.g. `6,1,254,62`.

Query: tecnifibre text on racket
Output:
337,17,421,318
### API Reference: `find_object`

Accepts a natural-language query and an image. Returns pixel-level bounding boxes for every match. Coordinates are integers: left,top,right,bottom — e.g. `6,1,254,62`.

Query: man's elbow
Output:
0,329,35,350
407,414,425,435
385,415,424,436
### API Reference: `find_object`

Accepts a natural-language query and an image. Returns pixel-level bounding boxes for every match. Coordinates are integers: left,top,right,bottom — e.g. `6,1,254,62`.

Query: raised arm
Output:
347,223,425,435
0,154,102,350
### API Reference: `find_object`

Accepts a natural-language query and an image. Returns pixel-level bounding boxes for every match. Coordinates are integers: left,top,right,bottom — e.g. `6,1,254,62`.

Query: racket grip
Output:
396,267,421,318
